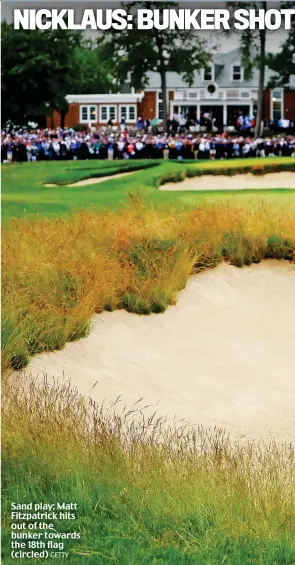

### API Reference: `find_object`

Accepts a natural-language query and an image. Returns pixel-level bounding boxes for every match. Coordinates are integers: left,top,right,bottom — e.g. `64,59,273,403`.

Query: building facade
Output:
48,48,295,130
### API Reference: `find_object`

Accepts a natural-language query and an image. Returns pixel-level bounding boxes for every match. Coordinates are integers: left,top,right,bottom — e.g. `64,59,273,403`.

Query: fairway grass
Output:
2,157,295,220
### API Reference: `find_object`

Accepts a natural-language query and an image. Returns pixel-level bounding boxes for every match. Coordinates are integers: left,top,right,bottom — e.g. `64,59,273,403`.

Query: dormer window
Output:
204,64,214,82
232,65,243,81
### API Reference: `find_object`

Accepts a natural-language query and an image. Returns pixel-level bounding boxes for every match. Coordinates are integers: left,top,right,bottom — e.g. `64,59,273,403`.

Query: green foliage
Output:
227,2,265,75
1,23,81,124
73,40,114,95
267,3,295,87
1,24,113,125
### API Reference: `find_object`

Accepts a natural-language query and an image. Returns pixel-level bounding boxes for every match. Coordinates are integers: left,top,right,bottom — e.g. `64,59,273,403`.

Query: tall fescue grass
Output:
3,198,295,563
2,199,295,370
2,372,295,564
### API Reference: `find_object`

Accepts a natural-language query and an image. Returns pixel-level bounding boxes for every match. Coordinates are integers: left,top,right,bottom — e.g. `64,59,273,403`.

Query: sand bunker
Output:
27,260,295,442
161,171,295,191
44,171,135,188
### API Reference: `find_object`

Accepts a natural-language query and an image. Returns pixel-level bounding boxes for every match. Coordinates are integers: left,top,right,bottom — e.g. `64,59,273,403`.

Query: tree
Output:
1,23,80,125
73,40,114,95
55,39,115,127
227,1,267,137
267,3,295,88
99,1,211,132
1,24,113,127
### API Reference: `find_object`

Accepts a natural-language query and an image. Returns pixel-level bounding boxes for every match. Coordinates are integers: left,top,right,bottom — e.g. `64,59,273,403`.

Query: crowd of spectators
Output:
2,127,295,163
137,112,295,136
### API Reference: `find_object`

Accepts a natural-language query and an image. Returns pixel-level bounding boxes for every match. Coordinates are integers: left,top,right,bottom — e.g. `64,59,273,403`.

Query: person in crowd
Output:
2,124,295,164
151,116,159,134
236,114,244,130
107,118,113,133
136,117,144,130
107,140,114,161
14,137,27,163
135,137,144,158
52,138,60,159
120,117,126,133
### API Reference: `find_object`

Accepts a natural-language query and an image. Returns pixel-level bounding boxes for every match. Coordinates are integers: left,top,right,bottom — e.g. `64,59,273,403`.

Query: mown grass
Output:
2,199,295,371
2,157,295,220
2,372,295,565
44,160,159,186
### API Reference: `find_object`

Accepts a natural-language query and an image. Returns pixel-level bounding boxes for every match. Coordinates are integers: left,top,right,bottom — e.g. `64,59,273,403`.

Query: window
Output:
271,89,283,121
120,106,127,119
273,89,282,100
99,105,117,122
119,105,137,122
207,84,216,94
80,105,97,123
120,105,137,122
232,65,243,81
89,106,96,121
109,106,116,121
158,91,163,120
81,107,88,121
128,106,136,121
101,106,108,121
204,64,214,81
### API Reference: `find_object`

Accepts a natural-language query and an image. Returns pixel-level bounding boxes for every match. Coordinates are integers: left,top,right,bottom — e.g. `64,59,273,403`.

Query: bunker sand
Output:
28,261,295,442
44,171,136,188
160,171,295,191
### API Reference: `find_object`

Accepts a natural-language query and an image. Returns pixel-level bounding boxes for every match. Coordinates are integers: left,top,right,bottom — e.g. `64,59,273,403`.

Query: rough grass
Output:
2,372,295,565
2,157,295,220
2,199,295,370
2,168,295,564
158,159,295,184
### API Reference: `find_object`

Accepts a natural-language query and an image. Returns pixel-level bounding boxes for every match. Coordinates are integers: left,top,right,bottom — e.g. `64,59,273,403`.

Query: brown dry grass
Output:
2,199,295,370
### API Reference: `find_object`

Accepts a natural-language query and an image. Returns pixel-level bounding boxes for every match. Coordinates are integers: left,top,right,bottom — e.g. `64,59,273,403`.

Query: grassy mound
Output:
2,200,295,370
45,161,159,186
3,372,295,565
158,160,295,186
2,157,295,220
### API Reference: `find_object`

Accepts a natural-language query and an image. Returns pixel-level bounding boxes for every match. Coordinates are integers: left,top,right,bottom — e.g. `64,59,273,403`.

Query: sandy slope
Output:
44,171,135,188
160,171,295,191
27,261,295,442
